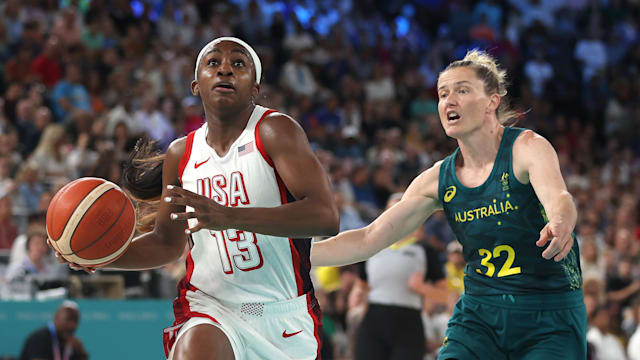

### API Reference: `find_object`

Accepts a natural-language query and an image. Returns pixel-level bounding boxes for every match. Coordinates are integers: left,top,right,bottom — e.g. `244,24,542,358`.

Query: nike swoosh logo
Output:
282,329,303,338
194,158,210,169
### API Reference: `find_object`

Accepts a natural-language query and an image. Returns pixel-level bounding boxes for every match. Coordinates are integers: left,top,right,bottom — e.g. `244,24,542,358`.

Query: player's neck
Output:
204,104,255,149
457,123,504,169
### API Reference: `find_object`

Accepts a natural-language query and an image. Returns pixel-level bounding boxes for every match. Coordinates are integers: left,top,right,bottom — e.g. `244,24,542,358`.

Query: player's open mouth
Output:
213,82,235,93
447,111,460,122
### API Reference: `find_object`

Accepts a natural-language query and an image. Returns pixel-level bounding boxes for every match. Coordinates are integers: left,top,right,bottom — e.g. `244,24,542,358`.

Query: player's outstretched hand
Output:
536,221,574,262
46,238,97,274
165,185,230,234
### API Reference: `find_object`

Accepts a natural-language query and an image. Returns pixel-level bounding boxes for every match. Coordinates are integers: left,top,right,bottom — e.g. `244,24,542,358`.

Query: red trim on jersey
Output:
289,240,304,296
163,252,221,358
274,171,289,205
254,109,277,168
178,131,196,184
274,169,304,294
307,293,323,360
185,250,194,282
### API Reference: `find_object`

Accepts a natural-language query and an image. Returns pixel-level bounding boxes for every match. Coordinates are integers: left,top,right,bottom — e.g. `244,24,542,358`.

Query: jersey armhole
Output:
254,109,278,168
508,128,530,188
178,131,196,185
437,156,452,203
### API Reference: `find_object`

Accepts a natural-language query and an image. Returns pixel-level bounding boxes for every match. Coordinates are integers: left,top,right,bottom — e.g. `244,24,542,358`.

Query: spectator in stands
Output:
133,95,175,151
281,50,318,97
587,302,627,360
627,298,640,359
30,35,63,89
444,241,465,296
6,228,66,283
18,300,88,360
51,63,92,122
51,6,83,48
574,30,608,84
0,194,18,250
29,124,74,186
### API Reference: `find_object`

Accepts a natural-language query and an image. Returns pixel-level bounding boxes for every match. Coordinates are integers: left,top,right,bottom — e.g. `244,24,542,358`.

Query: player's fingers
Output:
69,263,84,271
170,212,197,221
542,234,569,260
553,243,572,262
553,236,574,262
163,195,190,206
54,251,67,264
536,225,552,247
185,223,204,235
541,236,560,259
166,185,200,199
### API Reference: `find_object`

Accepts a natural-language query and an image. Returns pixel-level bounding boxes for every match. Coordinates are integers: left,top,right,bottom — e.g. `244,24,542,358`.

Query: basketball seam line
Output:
51,179,100,240
70,189,128,256
58,182,115,256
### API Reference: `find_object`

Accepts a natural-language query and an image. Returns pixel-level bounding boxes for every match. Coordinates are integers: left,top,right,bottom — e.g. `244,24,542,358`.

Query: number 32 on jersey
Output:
210,229,264,273
476,245,521,278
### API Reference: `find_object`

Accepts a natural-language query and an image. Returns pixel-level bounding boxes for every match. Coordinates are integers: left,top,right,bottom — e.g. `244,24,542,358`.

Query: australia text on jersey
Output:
454,197,519,223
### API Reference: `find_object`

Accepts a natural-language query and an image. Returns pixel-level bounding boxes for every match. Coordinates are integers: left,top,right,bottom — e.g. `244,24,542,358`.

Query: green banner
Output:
0,300,174,359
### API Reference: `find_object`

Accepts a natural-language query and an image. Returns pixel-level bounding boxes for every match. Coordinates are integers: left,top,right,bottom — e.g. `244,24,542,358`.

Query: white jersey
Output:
177,105,314,304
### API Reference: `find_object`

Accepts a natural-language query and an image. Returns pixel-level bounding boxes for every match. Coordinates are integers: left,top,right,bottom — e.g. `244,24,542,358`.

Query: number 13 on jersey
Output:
211,229,264,273
476,245,521,278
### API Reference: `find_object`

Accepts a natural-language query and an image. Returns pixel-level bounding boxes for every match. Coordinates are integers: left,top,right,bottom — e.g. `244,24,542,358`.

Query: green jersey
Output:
438,127,582,295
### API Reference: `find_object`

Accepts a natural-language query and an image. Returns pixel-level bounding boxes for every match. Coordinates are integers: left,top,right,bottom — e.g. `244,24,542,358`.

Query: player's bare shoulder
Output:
259,112,305,141
166,136,188,160
406,160,443,208
512,129,556,183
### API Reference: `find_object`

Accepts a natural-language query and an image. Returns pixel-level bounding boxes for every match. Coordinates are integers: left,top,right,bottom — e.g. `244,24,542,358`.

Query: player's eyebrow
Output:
438,80,472,91
205,48,250,59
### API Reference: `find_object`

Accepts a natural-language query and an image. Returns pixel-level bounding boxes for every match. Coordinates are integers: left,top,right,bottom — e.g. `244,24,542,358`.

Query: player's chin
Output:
443,125,464,139
209,92,238,105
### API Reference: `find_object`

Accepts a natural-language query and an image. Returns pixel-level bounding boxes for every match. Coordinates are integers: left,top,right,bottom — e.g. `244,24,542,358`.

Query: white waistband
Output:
192,290,313,318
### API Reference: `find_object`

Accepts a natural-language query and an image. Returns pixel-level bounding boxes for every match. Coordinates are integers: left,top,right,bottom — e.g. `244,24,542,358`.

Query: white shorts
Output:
164,289,321,360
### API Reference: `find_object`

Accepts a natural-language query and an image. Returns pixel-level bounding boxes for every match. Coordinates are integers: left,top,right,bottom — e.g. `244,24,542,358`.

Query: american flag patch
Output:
238,141,254,156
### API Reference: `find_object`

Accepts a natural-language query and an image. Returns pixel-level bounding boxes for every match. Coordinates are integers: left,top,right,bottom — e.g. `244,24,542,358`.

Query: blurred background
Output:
0,0,638,359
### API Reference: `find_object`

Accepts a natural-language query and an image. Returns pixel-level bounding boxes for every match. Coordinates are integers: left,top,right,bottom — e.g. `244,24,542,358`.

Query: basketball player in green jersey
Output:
311,49,586,359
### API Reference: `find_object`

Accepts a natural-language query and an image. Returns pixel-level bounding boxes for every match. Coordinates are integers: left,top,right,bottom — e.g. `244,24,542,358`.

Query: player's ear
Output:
252,84,260,100
191,80,199,96
487,93,500,113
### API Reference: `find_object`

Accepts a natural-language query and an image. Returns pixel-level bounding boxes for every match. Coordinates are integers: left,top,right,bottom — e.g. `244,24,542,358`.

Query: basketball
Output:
46,177,136,267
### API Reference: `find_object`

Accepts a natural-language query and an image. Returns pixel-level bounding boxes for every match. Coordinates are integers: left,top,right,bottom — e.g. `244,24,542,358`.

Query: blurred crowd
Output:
0,0,639,359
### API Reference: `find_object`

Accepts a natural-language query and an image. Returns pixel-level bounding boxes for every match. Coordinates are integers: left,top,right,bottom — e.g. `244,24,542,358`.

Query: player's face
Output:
193,41,258,109
437,67,496,139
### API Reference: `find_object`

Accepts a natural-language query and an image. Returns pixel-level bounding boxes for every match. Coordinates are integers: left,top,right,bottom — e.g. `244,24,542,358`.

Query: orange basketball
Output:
46,177,136,267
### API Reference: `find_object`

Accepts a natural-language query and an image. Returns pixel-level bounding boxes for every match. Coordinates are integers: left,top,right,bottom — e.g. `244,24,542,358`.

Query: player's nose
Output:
217,58,233,76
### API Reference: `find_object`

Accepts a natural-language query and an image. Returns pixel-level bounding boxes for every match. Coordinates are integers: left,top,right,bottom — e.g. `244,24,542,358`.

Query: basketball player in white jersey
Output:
50,37,339,360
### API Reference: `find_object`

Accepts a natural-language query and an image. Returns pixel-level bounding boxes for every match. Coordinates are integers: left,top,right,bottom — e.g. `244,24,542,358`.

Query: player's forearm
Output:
312,196,436,267
546,190,577,228
311,227,375,267
312,217,413,267
107,230,185,270
225,198,339,237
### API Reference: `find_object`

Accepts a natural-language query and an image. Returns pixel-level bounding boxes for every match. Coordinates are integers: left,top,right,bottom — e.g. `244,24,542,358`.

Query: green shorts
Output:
438,291,586,360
